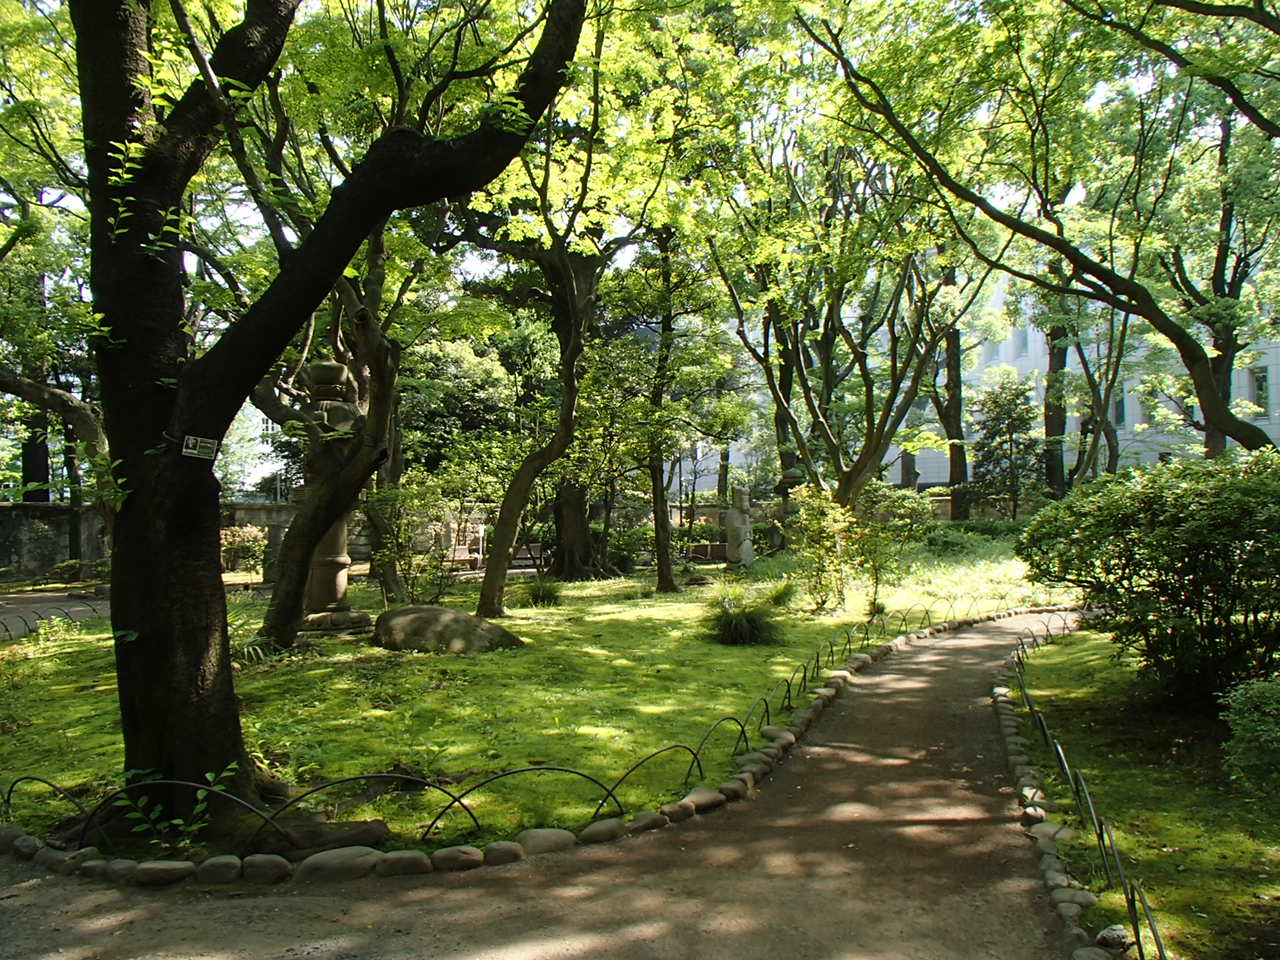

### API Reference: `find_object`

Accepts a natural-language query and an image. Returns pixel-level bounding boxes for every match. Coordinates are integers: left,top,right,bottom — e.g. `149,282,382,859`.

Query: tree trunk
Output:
1102,419,1120,474
647,230,679,593
364,406,407,606
111,458,258,809
1043,324,1068,497
648,450,678,592
258,429,388,646
477,434,571,617
899,450,918,490
932,329,969,520
477,252,589,617
64,419,83,565
551,480,596,580
21,404,50,502
67,0,586,805
599,478,616,574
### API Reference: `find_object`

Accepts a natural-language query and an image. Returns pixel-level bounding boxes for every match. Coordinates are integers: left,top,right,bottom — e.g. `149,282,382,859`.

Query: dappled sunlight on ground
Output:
1,614,1068,960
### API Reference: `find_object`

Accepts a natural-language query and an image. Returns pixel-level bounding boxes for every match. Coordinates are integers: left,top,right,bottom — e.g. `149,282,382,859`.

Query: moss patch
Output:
2,546,1061,854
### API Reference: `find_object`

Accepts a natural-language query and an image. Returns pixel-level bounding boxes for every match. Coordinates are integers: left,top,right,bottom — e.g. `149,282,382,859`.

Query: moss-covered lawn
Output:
1017,630,1280,960
2,546,1062,852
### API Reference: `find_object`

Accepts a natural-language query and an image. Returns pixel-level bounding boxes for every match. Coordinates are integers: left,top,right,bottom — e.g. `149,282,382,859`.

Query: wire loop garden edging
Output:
1,599,1073,891
997,613,1168,960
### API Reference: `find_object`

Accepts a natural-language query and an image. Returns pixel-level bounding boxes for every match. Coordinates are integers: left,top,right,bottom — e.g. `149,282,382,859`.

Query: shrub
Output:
952,517,1030,540
1019,450,1280,698
704,587,779,646
525,576,562,607
1221,677,1280,793
788,486,854,610
220,525,268,578
42,558,84,583
363,479,456,605
691,522,723,543
923,525,991,556
788,481,936,612
751,521,776,554
608,524,654,573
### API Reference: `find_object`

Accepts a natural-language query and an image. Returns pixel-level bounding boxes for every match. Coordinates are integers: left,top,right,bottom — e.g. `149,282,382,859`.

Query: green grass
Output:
1,544,1064,856
1017,630,1280,960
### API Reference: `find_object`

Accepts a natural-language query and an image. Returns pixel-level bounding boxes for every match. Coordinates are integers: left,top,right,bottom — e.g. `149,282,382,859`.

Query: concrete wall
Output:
0,503,106,577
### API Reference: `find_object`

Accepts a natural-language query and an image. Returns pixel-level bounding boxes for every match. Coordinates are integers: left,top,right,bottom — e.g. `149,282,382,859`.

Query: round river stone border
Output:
990,619,1139,960
2,605,1083,897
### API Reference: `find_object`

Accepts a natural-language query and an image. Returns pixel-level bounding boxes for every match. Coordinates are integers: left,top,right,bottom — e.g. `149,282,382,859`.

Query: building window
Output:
1252,367,1270,419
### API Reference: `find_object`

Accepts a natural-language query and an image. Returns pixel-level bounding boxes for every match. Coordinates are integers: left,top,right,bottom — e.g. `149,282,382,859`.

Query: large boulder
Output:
374,606,524,654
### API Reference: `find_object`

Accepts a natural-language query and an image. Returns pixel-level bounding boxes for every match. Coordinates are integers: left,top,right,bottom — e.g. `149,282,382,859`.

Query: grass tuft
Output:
523,576,563,607
704,587,781,646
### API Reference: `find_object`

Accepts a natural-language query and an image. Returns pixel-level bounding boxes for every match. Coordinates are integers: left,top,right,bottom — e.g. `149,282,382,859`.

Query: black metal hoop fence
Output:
2,595,1015,861
1012,619,1168,960
0,600,105,644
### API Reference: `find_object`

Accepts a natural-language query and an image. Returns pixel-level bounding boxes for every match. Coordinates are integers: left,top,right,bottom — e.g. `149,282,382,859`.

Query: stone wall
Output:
0,503,106,577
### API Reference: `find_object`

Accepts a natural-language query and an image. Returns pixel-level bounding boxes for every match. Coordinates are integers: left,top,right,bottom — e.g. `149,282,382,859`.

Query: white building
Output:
905,325,1280,488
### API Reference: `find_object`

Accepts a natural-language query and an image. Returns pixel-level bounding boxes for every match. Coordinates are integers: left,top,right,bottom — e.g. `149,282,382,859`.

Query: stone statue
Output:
725,485,755,569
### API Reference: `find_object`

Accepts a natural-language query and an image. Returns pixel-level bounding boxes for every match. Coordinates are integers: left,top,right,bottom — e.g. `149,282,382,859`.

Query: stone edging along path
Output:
0,604,1082,898
988,617,1137,960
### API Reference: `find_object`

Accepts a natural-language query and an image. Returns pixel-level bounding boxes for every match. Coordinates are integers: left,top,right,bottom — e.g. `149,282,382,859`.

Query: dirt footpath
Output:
0,614,1062,960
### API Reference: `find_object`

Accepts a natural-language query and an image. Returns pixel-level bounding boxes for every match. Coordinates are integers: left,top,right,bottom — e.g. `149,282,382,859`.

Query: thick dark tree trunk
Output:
21,405,50,502
551,480,596,580
68,0,586,802
1044,325,1068,498
110,461,257,808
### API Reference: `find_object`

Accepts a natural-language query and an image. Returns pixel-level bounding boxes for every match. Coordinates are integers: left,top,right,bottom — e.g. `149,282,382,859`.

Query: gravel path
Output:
1,613,1064,960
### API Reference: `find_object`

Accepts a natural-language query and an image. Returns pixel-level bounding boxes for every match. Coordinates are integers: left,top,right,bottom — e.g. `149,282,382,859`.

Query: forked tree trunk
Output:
551,480,596,580
68,0,586,807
